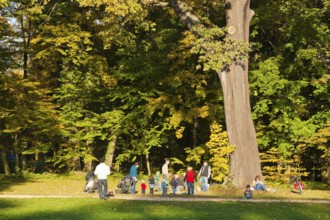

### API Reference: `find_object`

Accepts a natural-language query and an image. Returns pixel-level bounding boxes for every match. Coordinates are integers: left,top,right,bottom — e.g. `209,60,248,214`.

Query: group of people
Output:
129,159,212,196
243,175,268,199
92,157,268,200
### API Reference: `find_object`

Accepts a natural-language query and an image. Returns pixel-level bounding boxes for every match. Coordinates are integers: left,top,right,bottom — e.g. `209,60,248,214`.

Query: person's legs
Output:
162,187,167,196
187,182,193,195
104,180,108,197
204,177,209,192
131,179,137,194
200,177,209,192
191,183,194,195
200,177,205,191
98,179,107,199
98,179,103,199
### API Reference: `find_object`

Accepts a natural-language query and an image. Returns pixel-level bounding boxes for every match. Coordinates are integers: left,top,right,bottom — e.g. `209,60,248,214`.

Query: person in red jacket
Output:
183,166,196,195
141,180,147,194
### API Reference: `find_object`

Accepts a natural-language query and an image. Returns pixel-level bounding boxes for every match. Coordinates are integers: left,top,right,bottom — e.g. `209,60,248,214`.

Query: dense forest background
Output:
0,0,329,184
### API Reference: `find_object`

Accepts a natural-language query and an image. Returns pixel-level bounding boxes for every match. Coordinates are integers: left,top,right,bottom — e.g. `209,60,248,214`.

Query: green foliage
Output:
185,146,205,166
0,0,328,183
205,122,235,182
260,147,309,184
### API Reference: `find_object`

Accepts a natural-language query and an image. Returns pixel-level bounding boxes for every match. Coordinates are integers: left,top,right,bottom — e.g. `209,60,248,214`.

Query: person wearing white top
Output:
94,157,110,200
162,159,170,178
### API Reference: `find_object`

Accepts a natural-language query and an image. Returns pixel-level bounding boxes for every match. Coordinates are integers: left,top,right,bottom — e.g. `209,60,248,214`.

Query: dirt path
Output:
0,194,329,204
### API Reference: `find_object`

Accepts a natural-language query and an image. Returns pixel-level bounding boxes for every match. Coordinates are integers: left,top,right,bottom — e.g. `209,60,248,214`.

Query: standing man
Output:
162,159,170,178
198,161,211,192
94,157,110,200
129,162,139,194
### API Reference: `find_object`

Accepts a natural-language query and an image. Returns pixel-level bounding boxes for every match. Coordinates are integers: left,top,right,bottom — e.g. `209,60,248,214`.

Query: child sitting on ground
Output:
141,180,147,195
244,185,253,199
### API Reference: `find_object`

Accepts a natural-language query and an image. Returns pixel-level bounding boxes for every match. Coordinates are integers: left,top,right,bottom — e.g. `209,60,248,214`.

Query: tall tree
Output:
166,0,261,187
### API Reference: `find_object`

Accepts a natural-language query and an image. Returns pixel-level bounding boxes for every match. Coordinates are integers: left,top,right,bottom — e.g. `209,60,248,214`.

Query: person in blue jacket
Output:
129,162,139,194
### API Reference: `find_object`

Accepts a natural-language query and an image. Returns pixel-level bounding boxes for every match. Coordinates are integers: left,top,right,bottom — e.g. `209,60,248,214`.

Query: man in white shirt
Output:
94,157,110,200
162,159,170,178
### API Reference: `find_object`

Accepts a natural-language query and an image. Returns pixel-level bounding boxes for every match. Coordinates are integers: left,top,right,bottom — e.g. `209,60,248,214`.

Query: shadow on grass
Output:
0,198,329,220
0,175,35,193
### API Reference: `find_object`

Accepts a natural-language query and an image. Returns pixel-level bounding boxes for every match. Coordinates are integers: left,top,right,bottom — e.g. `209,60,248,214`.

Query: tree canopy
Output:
0,0,329,185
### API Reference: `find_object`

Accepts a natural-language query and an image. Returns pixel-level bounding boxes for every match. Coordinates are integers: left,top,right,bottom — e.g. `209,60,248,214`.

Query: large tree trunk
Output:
105,135,117,168
167,0,262,187
0,148,11,175
216,0,261,187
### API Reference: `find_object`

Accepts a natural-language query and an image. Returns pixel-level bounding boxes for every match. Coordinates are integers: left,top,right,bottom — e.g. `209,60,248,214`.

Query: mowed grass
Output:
1,174,329,200
0,198,329,220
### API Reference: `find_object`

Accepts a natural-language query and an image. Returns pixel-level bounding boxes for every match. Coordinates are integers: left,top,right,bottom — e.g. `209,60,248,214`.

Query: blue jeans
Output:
200,176,209,192
98,179,108,199
172,187,177,195
187,182,194,195
131,179,137,194
254,183,266,191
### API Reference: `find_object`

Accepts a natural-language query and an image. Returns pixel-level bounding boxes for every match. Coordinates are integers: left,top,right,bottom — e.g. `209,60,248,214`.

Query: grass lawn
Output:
1,173,329,200
0,198,329,220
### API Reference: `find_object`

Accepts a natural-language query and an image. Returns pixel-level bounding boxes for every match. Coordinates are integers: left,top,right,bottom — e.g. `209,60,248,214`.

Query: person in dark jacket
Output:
244,185,253,199
148,175,155,194
169,174,179,195
198,161,211,192
184,166,196,195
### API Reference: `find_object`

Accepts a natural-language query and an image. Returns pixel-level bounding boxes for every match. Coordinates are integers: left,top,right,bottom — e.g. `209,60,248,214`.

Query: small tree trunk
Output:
13,133,20,174
105,135,117,168
216,0,262,187
84,160,92,172
72,156,81,171
1,148,11,175
21,141,28,171
193,120,198,148
146,153,151,176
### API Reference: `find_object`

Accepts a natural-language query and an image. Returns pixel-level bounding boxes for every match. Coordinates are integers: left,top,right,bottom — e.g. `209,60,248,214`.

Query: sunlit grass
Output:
0,174,329,200
0,198,329,220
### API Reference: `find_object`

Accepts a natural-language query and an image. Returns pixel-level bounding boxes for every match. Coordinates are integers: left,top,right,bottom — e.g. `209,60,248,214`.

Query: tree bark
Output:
216,0,261,187
13,133,21,174
167,0,262,187
105,135,117,168
146,152,151,176
0,148,11,175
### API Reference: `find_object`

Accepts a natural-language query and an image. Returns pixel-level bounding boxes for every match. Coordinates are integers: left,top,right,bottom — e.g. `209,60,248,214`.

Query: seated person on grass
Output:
253,175,267,191
244,185,253,199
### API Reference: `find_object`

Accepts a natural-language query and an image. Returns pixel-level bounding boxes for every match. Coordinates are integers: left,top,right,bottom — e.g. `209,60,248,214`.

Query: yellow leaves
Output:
78,0,144,17
198,106,209,118
179,31,197,47
146,95,168,117
260,147,309,183
175,126,185,139
206,122,235,182
169,111,184,128
0,0,8,7
185,146,205,164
